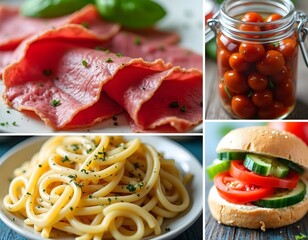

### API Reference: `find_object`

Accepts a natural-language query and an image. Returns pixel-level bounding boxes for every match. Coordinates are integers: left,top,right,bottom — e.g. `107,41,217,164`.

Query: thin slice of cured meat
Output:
3,25,202,132
108,31,203,71
0,5,120,78
0,4,120,50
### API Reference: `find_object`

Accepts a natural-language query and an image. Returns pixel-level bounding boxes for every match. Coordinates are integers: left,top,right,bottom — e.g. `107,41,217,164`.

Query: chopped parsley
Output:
134,37,142,46
180,105,187,113
104,50,110,54
38,164,42,168
6,110,10,114
105,57,113,63
165,227,171,232
169,101,179,108
126,184,136,192
12,121,17,126
51,99,61,107
81,169,88,174
116,52,123,57
82,60,88,67
62,155,70,162
80,21,89,28
95,46,104,51
71,144,80,151
73,182,83,188
43,69,52,76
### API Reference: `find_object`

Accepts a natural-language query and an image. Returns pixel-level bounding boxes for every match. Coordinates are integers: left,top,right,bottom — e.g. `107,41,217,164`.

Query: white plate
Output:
0,0,203,133
0,136,203,240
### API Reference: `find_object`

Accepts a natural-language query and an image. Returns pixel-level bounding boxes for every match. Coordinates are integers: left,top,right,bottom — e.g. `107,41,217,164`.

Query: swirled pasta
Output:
3,136,190,239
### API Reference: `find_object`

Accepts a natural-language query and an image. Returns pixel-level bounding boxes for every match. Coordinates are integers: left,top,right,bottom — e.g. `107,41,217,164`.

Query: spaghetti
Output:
3,136,190,239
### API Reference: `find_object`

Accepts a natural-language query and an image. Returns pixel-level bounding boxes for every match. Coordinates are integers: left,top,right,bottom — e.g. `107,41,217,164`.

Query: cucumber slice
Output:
270,159,289,178
278,158,304,174
244,154,272,176
217,152,246,160
244,154,289,178
253,180,306,208
206,160,231,180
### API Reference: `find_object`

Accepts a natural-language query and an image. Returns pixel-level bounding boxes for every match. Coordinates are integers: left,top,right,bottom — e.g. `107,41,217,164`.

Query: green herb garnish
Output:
51,99,61,107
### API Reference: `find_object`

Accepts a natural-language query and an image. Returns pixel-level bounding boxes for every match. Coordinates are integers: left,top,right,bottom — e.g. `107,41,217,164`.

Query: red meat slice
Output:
3,25,202,132
0,5,120,78
109,31,203,71
0,4,119,50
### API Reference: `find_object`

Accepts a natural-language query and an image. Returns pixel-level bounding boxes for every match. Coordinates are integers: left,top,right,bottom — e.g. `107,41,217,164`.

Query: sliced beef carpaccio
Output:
0,4,120,77
108,30,203,71
0,4,120,50
3,25,202,132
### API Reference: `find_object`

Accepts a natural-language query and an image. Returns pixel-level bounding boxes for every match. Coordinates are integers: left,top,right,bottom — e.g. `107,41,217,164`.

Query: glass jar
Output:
207,0,308,119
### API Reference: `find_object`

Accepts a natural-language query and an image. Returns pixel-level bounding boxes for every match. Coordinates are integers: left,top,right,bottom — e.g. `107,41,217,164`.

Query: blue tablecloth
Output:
0,136,202,240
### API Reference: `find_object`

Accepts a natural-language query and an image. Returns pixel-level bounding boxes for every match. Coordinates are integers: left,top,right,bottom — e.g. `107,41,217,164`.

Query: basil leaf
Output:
96,0,166,29
21,0,94,18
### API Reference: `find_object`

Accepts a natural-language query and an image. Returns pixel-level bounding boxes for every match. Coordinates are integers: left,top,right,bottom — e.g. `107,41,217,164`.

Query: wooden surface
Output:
205,1,308,120
204,181,308,240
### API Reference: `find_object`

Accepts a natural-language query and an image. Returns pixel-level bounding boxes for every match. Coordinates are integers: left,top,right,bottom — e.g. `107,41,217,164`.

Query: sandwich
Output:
206,126,308,231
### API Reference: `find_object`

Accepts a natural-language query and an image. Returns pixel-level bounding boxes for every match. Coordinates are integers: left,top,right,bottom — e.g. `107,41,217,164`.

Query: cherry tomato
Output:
231,95,256,118
248,72,269,90
241,12,264,22
281,94,295,108
257,101,287,119
214,170,274,204
218,82,233,104
229,53,249,72
271,66,291,84
239,43,265,62
252,89,273,107
277,38,297,60
217,48,231,69
239,24,262,34
217,32,239,52
267,122,308,145
224,70,249,94
230,161,300,189
256,50,285,75
265,13,282,22
273,80,294,101
264,14,282,31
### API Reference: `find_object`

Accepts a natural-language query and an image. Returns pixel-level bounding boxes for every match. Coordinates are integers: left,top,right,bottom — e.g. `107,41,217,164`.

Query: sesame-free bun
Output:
208,184,308,231
216,126,308,169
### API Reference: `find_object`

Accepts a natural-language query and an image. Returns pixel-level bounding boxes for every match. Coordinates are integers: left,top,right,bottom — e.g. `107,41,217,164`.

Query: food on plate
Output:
217,11,298,119
206,126,308,230
0,4,120,51
0,3,202,132
2,25,202,132
3,136,190,239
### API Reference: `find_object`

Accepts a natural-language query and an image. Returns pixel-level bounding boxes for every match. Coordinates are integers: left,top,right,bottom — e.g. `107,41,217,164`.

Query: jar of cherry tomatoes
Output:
208,0,308,119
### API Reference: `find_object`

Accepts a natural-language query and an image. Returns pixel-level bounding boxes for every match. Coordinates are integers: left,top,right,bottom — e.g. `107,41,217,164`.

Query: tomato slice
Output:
214,171,274,204
230,161,299,189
